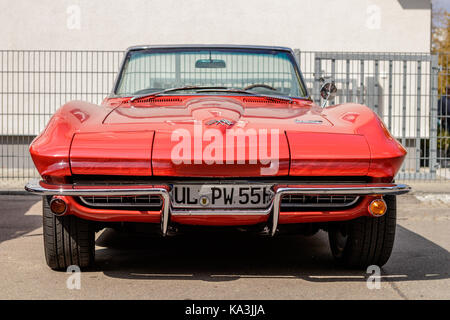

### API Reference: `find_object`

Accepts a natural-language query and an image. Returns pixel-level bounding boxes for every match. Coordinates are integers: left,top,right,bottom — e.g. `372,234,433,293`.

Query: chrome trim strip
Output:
160,191,170,236
25,180,410,237
25,179,170,236
126,44,294,53
25,179,168,196
273,184,411,196
270,184,411,236
171,202,274,216
272,192,283,237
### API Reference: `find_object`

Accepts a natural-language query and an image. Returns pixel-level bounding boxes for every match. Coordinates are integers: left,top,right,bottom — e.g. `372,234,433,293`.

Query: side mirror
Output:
320,78,337,108
320,81,337,100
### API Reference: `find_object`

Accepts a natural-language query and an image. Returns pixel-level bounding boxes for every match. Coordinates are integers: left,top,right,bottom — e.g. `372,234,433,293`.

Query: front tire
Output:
328,195,396,269
42,196,95,270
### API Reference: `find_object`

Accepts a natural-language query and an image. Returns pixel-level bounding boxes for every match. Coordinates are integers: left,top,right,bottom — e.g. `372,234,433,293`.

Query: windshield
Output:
115,48,308,98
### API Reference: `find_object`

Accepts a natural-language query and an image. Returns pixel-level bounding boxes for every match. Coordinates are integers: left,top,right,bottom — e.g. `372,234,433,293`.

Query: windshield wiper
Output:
130,86,293,103
129,86,228,102
195,88,293,103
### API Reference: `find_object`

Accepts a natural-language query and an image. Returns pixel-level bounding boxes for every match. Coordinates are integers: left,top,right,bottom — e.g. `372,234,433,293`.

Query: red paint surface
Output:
29,95,406,225
70,131,154,175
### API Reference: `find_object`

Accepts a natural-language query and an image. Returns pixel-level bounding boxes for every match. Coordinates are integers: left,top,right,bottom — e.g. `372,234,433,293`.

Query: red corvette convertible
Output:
25,45,410,270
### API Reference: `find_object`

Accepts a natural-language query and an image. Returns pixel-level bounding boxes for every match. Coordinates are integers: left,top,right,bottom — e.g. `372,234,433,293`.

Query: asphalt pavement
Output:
0,193,449,299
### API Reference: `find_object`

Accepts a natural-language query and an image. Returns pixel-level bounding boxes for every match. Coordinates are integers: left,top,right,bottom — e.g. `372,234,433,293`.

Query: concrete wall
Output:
0,0,434,137
0,0,431,52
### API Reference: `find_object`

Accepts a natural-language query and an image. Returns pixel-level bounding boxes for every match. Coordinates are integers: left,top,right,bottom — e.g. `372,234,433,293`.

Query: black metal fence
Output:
0,50,449,186
294,51,447,181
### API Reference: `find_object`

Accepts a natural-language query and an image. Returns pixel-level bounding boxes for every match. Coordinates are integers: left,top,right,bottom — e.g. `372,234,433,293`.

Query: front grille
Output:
281,195,359,208
78,195,162,209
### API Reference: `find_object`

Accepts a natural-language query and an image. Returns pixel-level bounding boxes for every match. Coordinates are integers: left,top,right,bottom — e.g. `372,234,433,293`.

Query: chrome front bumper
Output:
25,179,411,236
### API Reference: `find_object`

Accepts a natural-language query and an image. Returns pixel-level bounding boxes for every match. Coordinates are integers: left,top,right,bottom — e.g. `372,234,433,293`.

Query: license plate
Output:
170,184,274,209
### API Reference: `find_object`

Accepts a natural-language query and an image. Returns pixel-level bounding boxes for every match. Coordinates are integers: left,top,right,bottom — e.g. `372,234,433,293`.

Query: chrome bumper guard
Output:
25,179,411,237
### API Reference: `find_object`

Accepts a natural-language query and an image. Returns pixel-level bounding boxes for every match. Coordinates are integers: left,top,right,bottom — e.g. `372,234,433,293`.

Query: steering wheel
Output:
243,84,277,91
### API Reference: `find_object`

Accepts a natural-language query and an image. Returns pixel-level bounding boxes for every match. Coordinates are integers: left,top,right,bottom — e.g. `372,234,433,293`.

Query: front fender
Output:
29,101,113,182
356,111,407,179
318,103,406,180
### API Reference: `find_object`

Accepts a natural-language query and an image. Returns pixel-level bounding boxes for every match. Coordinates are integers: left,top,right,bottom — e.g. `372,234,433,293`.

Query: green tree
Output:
432,5,450,161
432,6,450,95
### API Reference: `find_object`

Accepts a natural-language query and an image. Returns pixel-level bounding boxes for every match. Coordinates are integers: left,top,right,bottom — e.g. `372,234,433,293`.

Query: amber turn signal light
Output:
368,198,387,217
50,198,67,216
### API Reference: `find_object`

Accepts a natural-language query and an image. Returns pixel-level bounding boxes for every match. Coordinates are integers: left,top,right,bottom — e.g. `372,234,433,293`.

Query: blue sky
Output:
433,0,450,11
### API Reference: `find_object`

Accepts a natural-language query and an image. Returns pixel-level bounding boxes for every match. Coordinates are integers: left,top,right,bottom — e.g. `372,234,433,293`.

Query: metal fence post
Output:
402,60,407,149
359,60,364,104
374,60,379,115
330,58,336,105
293,48,301,67
345,59,350,102
416,61,422,174
388,60,393,131
430,54,439,179
313,55,321,104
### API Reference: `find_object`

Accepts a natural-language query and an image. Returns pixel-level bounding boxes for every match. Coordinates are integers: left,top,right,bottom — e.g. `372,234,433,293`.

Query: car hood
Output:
67,97,403,177
103,96,330,129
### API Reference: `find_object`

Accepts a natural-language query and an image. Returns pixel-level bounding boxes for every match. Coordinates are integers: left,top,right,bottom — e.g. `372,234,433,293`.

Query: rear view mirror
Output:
195,59,226,68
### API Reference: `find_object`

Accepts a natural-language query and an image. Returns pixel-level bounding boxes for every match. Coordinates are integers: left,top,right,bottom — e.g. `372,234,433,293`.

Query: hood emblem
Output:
295,119,323,124
206,119,234,126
